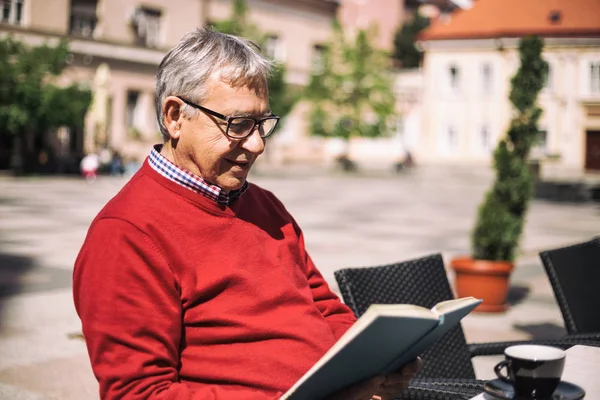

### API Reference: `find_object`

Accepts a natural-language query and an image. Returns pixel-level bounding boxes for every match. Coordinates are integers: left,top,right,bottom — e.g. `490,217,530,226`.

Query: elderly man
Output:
73,28,420,399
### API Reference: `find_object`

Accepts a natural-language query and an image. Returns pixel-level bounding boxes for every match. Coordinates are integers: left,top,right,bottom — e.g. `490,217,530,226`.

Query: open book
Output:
281,297,482,400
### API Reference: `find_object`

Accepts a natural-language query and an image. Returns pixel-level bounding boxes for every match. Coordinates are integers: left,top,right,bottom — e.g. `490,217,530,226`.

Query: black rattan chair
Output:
335,254,477,379
539,237,600,339
334,253,600,399
402,379,484,400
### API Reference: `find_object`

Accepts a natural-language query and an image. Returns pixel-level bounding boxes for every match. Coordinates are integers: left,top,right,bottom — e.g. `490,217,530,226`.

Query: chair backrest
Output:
334,253,476,379
539,237,600,334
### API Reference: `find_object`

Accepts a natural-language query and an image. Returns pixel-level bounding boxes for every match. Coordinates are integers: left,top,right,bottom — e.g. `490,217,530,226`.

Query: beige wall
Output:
27,0,70,34
540,45,600,177
338,0,404,52
98,0,202,48
19,0,203,47
421,45,508,164
421,38,600,176
2,0,343,162
206,0,336,85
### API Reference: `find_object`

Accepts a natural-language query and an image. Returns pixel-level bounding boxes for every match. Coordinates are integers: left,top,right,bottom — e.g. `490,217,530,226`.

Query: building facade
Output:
269,0,419,167
419,0,600,177
0,0,338,169
337,0,404,52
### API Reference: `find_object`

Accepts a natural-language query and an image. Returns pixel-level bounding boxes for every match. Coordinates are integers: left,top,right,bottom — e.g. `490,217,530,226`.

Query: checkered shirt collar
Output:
148,144,247,205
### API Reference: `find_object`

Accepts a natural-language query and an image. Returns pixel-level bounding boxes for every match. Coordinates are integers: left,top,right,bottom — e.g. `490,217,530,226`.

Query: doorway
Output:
585,131,600,171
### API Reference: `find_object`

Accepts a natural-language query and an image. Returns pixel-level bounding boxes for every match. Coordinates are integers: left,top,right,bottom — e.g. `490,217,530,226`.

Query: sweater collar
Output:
148,144,248,205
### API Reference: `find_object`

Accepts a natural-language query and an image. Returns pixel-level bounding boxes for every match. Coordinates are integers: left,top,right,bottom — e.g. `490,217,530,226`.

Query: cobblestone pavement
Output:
0,164,598,399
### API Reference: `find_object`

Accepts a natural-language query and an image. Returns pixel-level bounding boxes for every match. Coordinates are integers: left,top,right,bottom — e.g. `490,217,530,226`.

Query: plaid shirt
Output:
148,145,248,205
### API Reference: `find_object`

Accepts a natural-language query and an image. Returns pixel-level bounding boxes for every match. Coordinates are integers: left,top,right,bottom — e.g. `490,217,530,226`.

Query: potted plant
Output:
451,36,549,312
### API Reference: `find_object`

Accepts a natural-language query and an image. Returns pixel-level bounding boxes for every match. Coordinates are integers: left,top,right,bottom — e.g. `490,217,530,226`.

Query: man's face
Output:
173,75,269,192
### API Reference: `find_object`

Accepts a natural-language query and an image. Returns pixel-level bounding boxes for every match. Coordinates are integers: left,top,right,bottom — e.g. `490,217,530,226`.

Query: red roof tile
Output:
420,0,600,40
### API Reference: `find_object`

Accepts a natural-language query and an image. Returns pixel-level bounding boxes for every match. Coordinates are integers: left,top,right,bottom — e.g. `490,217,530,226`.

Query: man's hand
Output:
326,357,422,400
371,357,422,400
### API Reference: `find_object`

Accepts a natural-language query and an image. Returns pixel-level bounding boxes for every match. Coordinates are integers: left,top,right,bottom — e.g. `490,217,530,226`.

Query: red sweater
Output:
73,160,356,399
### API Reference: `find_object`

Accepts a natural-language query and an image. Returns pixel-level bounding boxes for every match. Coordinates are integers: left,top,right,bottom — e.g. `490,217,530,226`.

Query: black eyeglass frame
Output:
176,96,280,139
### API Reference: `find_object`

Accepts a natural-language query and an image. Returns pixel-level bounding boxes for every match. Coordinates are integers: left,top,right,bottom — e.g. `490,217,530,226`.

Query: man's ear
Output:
163,96,184,140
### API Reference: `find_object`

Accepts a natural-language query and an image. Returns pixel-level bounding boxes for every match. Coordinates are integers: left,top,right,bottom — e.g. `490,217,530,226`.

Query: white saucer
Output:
484,378,585,400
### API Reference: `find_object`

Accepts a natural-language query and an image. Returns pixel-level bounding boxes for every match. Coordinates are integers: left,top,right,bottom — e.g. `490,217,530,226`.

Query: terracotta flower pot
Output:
450,257,514,313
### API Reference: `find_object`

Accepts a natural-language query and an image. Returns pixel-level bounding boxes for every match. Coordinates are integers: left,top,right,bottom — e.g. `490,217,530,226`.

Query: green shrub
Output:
472,36,548,262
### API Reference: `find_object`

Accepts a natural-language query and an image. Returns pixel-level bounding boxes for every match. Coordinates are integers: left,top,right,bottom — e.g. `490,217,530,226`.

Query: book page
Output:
366,304,438,320
320,304,438,363
432,297,480,315
382,297,482,374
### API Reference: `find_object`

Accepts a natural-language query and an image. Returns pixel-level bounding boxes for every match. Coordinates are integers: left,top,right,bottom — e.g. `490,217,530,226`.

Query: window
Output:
591,62,600,94
449,64,460,94
536,130,548,150
438,124,458,154
69,1,98,37
531,129,548,157
481,63,492,95
544,63,553,89
264,35,284,61
131,7,162,48
480,125,491,151
1,0,24,25
447,126,458,149
126,91,140,129
312,44,326,74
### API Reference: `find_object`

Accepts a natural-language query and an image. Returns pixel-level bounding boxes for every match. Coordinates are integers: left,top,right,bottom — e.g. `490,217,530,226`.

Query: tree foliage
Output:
211,0,297,124
392,12,429,69
0,36,91,172
304,21,396,140
0,36,91,137
472,36,548,261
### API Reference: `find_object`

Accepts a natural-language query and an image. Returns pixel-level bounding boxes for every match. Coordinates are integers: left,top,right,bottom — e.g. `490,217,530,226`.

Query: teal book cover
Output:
281,297,482,400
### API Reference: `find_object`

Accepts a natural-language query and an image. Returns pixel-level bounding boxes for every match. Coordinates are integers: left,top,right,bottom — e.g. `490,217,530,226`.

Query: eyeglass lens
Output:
227,117,278,138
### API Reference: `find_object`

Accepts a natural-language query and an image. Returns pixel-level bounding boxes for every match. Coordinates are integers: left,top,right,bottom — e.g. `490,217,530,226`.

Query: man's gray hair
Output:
155,28,274,140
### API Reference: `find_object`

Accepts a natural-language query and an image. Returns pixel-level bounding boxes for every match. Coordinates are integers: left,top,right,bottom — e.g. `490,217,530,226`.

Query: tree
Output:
211,0,262,44
392,12,429,69
471,36,548,262
304,21,396,163
211,0,297,126
0,36,91,173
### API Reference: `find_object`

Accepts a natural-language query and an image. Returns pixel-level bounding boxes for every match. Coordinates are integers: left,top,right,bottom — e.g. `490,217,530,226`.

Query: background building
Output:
0,0,339,168
10,0,578,174
337,0,404,52
269,0,473,168
270,0,419,167
419,0,600,178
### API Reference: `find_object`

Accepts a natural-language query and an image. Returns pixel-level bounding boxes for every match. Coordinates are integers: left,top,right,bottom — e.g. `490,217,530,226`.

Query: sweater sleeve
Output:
73,218,280,400
304,252,356,340
296,228,357,340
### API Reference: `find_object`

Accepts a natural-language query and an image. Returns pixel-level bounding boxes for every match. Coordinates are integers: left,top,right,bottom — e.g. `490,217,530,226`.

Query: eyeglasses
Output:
177,96,280,139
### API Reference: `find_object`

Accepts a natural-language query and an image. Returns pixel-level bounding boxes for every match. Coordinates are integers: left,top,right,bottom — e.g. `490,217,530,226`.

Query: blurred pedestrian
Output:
109,150,124,176
99,147,112,167
73,28,421,400
79,152,99,183
404,150,414,168
394,150,415,173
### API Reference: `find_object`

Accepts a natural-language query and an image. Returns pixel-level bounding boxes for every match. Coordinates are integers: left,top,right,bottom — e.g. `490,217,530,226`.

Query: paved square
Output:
0,164,598,398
